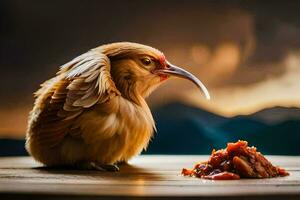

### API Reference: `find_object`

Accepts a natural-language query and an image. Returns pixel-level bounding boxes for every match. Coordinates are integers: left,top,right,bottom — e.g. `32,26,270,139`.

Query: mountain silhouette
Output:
1,102,300,156
146,102,300,155
250,106,300,124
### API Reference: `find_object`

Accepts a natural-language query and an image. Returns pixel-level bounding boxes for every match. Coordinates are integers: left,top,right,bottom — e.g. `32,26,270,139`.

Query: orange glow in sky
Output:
184,52,300,117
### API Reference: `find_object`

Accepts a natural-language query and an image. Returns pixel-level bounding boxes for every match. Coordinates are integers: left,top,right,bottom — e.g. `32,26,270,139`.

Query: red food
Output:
182,140,289,180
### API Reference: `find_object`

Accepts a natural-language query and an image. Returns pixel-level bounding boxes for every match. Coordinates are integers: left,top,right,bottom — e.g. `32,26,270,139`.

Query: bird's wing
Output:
31,51,120,147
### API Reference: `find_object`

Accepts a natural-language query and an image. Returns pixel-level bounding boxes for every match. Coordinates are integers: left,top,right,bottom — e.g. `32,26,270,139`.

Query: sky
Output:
0,0,300,137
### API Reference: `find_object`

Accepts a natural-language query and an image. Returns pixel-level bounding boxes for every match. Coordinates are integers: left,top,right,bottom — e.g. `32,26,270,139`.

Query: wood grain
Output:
0,155,299,200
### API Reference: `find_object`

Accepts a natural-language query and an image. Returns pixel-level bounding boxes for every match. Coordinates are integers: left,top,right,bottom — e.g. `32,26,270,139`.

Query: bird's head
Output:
99,42,210,104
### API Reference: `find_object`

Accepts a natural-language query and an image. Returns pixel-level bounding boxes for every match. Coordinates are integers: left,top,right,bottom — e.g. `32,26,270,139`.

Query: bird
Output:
26,42,210,171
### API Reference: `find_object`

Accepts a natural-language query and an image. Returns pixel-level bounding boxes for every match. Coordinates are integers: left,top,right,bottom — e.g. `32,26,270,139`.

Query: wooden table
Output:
0,155,299,200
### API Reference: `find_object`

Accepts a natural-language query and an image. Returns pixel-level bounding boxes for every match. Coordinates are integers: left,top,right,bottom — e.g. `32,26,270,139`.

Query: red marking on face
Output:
153,54,169,82
159,54,167,69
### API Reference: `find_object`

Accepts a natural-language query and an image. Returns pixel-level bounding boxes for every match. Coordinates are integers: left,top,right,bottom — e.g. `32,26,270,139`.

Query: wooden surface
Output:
0,155,300,200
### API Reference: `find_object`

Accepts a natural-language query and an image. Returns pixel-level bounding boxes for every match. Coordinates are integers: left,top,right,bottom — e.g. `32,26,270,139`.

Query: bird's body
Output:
27,94,154,166
26,42,209,169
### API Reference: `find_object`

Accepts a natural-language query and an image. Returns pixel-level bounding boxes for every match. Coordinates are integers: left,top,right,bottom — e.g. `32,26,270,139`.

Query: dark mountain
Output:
248,120,300,155
1,102,300,156
146,102,300,155
152,102,228,126
218,117,268,136
250,106,300,124
147,102,230,154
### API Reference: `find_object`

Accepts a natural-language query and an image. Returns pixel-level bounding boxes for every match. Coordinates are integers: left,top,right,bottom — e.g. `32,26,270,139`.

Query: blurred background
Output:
1,0,300,156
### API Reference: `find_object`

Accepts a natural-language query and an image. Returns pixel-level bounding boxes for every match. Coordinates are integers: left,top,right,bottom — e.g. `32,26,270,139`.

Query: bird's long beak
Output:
155,61,210,100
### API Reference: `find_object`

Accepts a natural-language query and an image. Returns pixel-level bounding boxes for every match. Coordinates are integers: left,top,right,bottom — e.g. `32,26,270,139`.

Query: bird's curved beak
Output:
155,61,210,100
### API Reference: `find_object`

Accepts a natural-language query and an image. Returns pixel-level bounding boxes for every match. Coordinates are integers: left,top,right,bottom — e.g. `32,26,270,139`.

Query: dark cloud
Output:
0,0,300,113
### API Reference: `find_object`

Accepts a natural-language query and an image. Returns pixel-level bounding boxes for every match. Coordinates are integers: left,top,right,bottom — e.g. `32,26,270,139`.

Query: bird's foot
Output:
75,162,119,172
91,162,120,172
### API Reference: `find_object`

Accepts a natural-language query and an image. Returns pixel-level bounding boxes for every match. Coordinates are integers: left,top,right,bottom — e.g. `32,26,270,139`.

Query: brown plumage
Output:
26,42,210,170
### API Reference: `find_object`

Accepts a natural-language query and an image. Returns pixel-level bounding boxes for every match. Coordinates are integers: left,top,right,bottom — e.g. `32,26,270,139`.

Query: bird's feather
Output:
28,50,120,148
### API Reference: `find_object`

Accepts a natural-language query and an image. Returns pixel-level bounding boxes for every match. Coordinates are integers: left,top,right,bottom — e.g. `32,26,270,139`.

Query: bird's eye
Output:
141,58,152,66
